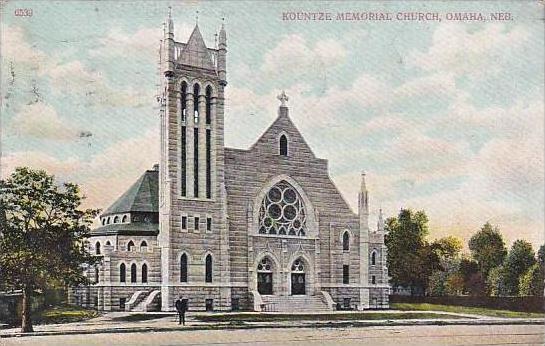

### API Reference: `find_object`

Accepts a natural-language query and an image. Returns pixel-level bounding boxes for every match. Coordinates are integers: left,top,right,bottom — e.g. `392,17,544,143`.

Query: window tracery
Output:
258,181,307,237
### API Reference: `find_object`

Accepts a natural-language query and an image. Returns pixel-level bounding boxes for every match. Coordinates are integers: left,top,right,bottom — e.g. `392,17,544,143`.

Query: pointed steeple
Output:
179,24,216,70
217,20,227,85
164,7,175,77
360,171,367,192
377,208,385,232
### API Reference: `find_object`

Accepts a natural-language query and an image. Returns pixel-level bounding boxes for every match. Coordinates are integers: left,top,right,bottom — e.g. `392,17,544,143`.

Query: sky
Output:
1,1,543,250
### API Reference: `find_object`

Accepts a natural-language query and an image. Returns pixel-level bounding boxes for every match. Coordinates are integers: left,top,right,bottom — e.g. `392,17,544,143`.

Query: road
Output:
2,324,543,346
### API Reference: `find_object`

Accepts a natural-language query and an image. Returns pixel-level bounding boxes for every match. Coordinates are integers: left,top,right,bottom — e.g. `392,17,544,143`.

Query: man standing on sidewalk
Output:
175,297,188,325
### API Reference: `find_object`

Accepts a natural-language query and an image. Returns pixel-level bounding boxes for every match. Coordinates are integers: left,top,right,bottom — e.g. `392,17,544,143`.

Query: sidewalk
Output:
1,310,543,338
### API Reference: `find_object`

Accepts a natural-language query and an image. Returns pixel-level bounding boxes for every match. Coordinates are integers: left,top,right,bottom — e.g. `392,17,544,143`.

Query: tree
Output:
468,222,507,279
487,265,508,296
502,240,536,296
0,167,99,332
385,209,434,295
519,263,544,296
445,272,465,295
537,245,545,267
432,236,463,260
458,258,486,296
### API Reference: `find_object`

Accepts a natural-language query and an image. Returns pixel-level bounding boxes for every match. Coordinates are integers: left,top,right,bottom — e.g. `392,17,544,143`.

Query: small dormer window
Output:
279,135,288,156
113,216,119,223
102,218,106,226
122,215,128,223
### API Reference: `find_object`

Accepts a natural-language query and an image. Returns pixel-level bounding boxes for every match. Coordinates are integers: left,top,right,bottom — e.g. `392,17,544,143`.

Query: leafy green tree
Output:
519,263,544,296
432,236,463,260
537,245,545,267
385,209,437,295
0,167,99,332
487,265,508,296
502,240,536,296
468,222,507,279
445,272,465,295
458,258,486,296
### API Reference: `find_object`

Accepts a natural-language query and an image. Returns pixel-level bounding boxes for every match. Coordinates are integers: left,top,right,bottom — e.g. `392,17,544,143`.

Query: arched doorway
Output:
257,257,273,295
290,258,306,295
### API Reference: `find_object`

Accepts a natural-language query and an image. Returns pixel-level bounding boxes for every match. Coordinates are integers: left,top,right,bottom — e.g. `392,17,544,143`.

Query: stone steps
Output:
261,295,331,312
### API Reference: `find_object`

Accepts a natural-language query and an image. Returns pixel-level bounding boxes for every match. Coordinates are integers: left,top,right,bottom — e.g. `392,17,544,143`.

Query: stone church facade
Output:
70,15,389,312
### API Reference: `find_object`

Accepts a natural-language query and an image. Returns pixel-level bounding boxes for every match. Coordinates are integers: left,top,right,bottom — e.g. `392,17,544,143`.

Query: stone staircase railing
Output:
125,291,147,311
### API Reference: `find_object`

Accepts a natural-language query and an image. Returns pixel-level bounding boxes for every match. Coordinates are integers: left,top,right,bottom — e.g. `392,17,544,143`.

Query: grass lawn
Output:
33,304,100,325
391,303,545,319
194,312,467,323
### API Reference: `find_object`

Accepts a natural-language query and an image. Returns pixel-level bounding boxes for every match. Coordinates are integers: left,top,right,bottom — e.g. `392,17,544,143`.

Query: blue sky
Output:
1,1,543,249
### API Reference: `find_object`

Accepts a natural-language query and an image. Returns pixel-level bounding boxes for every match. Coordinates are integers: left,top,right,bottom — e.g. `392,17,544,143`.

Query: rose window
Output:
258,181,307,236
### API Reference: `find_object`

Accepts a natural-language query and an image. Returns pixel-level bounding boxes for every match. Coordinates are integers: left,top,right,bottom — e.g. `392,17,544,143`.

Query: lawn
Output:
194,311,467,323
391,303,545,319
33,304,100,325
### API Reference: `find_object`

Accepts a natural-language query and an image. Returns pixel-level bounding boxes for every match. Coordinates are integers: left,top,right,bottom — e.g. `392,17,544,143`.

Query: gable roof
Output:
102,169,158,216
250,107,317,159
178,24,216,71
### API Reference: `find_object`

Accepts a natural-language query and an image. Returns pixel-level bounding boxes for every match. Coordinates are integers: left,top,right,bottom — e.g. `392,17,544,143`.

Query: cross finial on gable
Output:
277,90,289,107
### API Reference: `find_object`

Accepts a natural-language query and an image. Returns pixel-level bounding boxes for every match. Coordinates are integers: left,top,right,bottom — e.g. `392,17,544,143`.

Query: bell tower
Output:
158,10,230,311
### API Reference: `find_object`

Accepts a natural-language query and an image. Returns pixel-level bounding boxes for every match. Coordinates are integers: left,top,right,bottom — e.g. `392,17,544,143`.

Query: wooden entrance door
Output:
257,272,273,295
291,273,306,295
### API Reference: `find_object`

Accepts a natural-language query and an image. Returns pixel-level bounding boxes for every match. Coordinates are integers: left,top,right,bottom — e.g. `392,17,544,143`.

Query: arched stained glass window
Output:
119,263,126,283
193,83,200,123
127,241,134,251
181,81,187,122
291,259,305,272
279,135,288,156
342,232,350,251
180,254,188,283
140,241,148,252
258,180,307,237
257,257,273,272
141,263,148,283
130,264,137,283
205,254,213,283
205,85,212,125
371,251,377,266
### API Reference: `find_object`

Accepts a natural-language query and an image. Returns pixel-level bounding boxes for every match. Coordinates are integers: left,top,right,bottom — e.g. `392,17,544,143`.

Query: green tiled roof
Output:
102,169,158,216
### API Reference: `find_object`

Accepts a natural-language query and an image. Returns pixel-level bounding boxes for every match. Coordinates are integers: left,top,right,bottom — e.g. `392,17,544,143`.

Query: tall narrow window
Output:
127,241,134,251
206,129,211,199
342,232,350,251
181,126,187,196
371,275,376,284
205,85,212,124
95,242,101,255
140,241,148,252
130,264,137,283
180,254,188,282
205,254,213,283
181,82,187,122
181,216,187,230
194,128,199,197
343,265,349,284
141,263,148,283
193,84,200,123
120,263,126,283
371,251,377,266
95,267,99,283
194,217,200,231
206,217,212,232
279,135,288,156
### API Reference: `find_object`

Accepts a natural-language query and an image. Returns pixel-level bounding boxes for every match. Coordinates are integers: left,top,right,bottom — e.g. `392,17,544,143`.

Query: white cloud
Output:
408,23,529,78
10,103,79,140
261,34,347,78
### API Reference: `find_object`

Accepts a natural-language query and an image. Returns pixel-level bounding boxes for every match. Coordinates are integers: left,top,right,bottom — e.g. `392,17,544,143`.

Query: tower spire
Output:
377,208,385,232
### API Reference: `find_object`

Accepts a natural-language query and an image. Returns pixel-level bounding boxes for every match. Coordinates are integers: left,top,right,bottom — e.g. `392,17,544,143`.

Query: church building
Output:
70,13,389,312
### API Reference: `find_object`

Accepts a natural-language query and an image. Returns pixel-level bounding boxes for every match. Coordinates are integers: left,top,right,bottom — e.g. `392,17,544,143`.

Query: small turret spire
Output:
360,171,367,191
167,6,174,33
378,208,385,232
